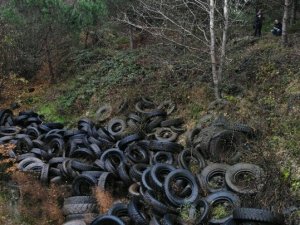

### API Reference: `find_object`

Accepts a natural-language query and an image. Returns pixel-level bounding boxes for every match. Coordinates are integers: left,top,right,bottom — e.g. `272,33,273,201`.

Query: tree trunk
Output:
209,0,221,100
282,0,290,46
290,0,297,24
129,25,134,49
217,0,229,84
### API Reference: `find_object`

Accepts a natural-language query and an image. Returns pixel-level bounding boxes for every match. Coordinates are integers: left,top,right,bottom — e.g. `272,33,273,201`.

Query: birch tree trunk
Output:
282,0,290,46
209,0,221,100
217,0,229,84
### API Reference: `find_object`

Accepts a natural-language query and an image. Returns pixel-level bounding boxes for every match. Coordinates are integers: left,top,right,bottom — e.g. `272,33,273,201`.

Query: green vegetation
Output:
211,204,232,220
38,104,67,124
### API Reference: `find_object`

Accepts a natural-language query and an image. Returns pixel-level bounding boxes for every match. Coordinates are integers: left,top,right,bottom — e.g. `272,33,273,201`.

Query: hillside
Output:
0,18,300,225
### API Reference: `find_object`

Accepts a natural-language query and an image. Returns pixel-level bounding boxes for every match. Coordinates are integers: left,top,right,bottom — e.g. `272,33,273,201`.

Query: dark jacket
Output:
274,22,282,30
255,13,262,26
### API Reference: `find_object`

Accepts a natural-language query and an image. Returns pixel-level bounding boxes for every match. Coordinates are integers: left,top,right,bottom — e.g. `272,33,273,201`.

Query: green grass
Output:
38,104,67,124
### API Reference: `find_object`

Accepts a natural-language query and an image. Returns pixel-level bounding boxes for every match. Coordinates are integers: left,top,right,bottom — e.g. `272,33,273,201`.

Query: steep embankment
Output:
0,29,299,224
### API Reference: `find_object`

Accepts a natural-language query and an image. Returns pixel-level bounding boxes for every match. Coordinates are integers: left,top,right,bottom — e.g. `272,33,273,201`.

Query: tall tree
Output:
118,0,240,100
282,0,290,46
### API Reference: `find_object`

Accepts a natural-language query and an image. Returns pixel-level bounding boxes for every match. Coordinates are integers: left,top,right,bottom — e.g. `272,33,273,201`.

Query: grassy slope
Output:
0,25,299,224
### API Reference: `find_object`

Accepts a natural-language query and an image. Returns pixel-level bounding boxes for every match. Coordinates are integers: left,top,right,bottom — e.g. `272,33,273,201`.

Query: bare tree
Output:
118,0,236,100
209,0,219,100
282,0,290,46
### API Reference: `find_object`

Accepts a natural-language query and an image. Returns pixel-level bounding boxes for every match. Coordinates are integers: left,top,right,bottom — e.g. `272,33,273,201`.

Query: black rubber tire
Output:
0,126,21,136
164,169,199,207
148,141,182,153
117,162,132,185
143,190,177,215
135,100,156,114
160,118,184,127
154,128,178,142
23,162,44,172
161,214,185,225
97,172,116,191
0,135,14,144
233,208,285,224
157,100,176,115
16,153,36,162
192,126,218,158
100,148,125,172
108,202,128,216
141,167,154,192
178,149,206,174
125,144,149,165
65,213,98,224
128,198,149,225
107,118,126,138
48,157,67,166
72,174,98,196
129,183,141,197
48,138,65,156
26,127,41,139
18,157,43,170
118,133,143,150
70,148,95,160
189,199,209,225
89,143,102,158
205,191,241,224
230,123,255,138
209,130,245,163
129,163,148,182
223,218,237,225
31,148,48,159
225,163,265,194
152,151,173,165
16,136,33,154
150,163,175,190
64,196,97,205
95,104,112,122
186,127,202,147
146,116,164,132
198,163,230,193
63,203,98,215
40,163,50,184
71,160,99,172
91,215,125,225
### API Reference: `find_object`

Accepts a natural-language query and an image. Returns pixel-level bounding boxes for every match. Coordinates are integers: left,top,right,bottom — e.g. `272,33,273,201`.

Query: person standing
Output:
254,9,263,37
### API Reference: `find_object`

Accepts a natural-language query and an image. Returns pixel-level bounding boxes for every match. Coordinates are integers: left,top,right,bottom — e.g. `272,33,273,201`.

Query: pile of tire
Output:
0,98,285,225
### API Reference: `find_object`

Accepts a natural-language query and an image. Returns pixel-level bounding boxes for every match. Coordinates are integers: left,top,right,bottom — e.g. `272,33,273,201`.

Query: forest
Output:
0,0,299,225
